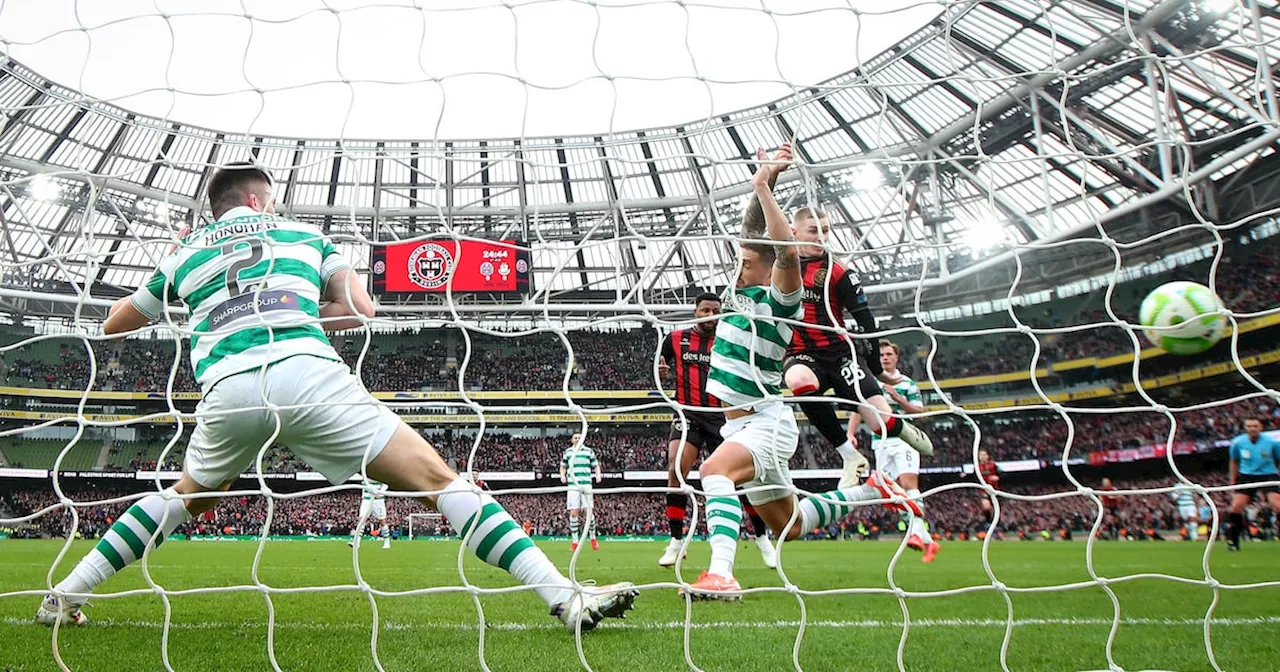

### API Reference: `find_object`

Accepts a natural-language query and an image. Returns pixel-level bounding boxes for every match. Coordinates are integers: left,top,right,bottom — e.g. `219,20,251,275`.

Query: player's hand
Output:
168,224,191,254
658,360,670,379
751,144,792,189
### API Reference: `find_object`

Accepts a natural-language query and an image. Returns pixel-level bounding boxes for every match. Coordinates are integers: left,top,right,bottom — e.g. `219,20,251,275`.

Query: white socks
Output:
54,488,192,604
435,477,574,606
703,475,741,578
906,488,928,538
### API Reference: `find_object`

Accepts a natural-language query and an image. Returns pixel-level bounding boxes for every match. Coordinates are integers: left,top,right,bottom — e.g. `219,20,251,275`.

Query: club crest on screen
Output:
407,242,454,290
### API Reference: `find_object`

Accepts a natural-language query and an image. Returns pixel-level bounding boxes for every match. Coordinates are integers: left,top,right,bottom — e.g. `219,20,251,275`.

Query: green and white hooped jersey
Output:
872,373,922,445
561,445,598,487
362,480,388,501
707,283,803,407
129,206,349,390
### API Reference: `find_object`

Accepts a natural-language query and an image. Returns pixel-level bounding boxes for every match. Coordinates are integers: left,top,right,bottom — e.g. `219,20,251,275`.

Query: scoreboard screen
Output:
371,239,532,296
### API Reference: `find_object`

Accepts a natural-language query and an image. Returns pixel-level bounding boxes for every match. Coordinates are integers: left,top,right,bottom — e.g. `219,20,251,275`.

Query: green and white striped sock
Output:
704,475,741,578
800,485,879,532
436,478,573,606
54,489,192,604
569,513,580,542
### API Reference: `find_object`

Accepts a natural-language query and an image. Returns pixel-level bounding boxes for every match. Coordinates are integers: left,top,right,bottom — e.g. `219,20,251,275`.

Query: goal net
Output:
1,1,1279,671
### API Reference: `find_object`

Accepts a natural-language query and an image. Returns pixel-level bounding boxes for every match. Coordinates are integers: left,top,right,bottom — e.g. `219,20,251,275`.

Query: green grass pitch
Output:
2,538,1279,671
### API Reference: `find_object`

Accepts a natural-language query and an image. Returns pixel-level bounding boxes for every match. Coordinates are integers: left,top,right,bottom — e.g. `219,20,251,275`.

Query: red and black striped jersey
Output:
1099,487,1121,510
659,327,717,410
979,461,1000,489
789,255,869,354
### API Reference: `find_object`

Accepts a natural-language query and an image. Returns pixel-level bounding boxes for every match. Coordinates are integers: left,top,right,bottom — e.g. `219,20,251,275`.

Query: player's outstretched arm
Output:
322,268,376,331
741,163,785,238
103,296,153,336
752,145,800,294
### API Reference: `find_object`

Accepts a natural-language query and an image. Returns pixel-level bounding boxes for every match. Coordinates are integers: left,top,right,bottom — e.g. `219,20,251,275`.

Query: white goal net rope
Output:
1,2,1279,671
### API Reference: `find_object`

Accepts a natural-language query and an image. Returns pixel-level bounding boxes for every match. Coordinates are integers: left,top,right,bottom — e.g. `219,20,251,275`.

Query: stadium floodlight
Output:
961,214,1007,252
851,164,884,191
28,175,60,202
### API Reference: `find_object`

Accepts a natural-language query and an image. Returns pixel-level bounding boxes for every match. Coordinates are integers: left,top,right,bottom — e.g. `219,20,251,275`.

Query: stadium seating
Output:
1,241,1275,396
0,439,101,471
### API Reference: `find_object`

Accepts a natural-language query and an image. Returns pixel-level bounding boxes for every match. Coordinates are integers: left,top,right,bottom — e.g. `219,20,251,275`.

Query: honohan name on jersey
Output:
129,207,349,390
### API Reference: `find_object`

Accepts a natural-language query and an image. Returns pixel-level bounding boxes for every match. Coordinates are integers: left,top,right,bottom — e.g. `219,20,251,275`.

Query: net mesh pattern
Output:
1,2,1279,671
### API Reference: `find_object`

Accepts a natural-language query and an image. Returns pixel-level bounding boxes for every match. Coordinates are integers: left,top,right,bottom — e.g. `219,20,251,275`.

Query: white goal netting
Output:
2,1,1280,671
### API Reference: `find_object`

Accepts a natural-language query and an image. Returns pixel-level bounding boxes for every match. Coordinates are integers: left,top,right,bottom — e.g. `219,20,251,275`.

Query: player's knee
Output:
785,365,819,392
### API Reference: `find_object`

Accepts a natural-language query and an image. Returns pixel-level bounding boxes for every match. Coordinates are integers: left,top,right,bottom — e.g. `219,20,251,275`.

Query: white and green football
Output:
1138,281,1229,355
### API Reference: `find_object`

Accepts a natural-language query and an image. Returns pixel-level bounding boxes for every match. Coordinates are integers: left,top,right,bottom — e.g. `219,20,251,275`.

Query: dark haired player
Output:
656,292,777,568
37,162,637,633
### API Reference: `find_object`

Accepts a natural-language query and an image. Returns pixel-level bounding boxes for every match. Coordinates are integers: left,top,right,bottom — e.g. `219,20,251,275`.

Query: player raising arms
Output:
1226,417,1280,551
350,479,391,549
684,145,918,599
872,340,940,562
656,293,778,569
771,205,933,489
560,433,602,551
36,163,636,632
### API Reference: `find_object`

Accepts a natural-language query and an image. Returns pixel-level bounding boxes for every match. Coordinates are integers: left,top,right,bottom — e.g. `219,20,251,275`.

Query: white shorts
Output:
360,498,388,521
873,438,919,481
566,489,594,511
720,402,799,506
1179,504,1198,520
185,355,400,488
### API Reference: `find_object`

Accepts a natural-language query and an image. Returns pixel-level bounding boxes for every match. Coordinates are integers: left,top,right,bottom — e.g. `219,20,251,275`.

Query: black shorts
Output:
667,411,726,454
1235,473,1280,499
783,348,881,403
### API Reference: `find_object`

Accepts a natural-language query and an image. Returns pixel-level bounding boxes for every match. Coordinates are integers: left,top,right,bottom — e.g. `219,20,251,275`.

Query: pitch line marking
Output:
6,616,1279,632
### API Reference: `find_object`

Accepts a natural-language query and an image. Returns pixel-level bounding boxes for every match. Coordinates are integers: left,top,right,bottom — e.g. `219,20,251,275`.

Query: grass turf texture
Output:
2,539,1278,671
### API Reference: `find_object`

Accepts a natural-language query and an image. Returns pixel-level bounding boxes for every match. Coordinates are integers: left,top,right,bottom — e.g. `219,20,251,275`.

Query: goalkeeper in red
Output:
685,145,919,599
37,162,636,632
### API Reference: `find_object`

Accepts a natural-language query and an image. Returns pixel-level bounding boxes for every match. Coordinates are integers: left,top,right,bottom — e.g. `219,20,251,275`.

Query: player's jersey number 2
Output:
224,239,264,296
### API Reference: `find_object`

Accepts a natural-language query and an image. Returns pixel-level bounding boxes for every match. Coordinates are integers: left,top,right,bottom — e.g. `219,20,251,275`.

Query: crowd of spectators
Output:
0,466,1251,542
1,396,1271,476
917,472,1234,537
3,245,1276,395
810,396,1274,467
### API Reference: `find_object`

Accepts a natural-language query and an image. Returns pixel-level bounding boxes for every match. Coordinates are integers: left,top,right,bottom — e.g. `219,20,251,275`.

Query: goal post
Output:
407,513,447,540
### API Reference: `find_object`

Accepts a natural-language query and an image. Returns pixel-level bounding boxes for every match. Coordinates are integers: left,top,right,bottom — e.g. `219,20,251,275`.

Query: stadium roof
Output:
0,0,1278,321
